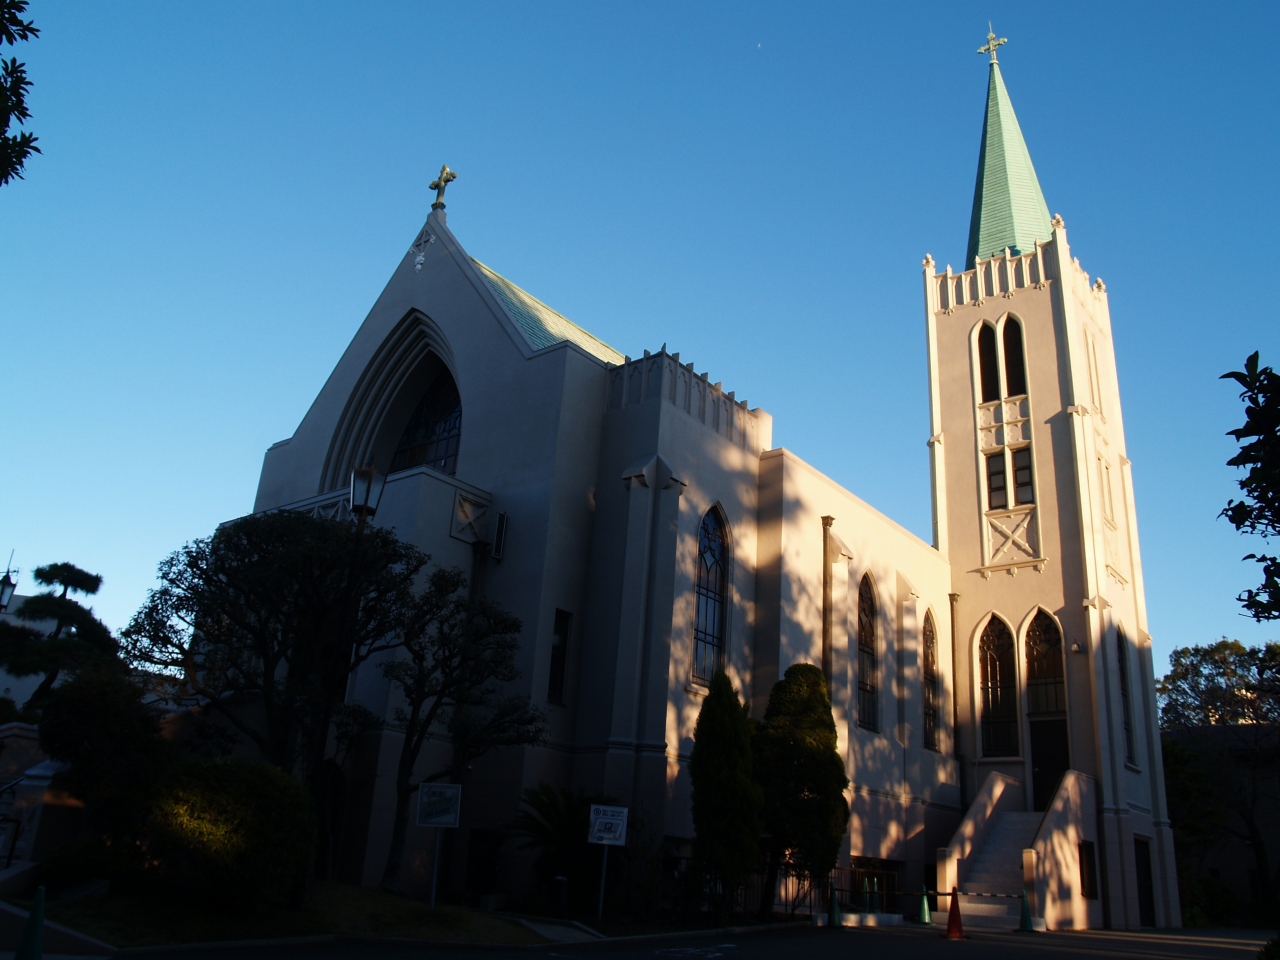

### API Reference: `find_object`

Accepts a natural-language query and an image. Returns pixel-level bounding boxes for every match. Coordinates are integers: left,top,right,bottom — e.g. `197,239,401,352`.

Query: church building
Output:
252,33,1179,929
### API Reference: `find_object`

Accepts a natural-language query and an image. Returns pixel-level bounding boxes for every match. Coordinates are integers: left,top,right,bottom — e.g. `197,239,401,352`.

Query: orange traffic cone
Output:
943,886,965,940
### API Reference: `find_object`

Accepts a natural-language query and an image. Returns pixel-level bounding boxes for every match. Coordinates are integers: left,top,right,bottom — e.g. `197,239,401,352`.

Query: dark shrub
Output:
149,756,315,908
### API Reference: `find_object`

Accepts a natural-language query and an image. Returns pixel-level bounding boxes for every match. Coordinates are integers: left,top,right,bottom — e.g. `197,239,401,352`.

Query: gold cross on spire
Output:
978,23,1007,63
430,164,457,210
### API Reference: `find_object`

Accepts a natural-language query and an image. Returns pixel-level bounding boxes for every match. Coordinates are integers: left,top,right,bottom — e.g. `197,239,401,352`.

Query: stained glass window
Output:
923,611,939,751
858,575,878,731
692,510,729,682
980,616,1018,756
390,369,462,476
1025,611,1065,715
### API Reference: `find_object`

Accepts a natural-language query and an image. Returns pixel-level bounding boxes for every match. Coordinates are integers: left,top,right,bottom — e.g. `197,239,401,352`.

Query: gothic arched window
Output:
692,509,729,682
1026,611,1065,715
390,368,462,476
980,616,1018,757
1003,319,1027,396
857,574,878,731
978,324,1000,403
923,611,939,751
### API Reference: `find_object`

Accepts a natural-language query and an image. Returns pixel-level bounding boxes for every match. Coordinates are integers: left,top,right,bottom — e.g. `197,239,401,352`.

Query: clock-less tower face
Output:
921,39,1178,929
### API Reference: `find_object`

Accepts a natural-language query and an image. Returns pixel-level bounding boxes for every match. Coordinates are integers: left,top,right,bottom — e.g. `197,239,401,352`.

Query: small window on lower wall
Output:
1078,840,1099,900
547,609,571,705
986,453,1008,510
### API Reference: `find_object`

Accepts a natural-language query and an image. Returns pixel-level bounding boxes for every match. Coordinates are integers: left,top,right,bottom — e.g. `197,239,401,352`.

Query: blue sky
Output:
2,2,1277,674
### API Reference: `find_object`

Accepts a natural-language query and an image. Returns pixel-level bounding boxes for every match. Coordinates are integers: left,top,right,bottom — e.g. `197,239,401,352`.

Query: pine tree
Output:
753,662,849,912
689,670,762,910
0,562,116,714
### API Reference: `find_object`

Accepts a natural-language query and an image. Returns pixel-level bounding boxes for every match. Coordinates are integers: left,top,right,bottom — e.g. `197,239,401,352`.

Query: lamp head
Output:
350,462,387,519
0,569,17,613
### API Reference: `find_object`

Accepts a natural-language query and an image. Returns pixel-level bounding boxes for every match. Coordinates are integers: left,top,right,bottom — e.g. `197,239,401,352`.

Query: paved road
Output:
114,923,1276,960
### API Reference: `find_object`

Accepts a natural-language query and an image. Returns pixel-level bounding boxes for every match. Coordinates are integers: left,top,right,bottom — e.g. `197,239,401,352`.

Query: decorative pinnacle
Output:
430,164,457,210
978,23,1007,63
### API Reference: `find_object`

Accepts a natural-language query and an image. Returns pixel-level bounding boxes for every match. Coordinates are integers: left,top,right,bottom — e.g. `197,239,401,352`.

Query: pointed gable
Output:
965,60,1053,266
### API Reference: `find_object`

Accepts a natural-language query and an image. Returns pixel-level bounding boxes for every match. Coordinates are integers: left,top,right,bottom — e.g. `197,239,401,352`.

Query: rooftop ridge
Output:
470,258,626,365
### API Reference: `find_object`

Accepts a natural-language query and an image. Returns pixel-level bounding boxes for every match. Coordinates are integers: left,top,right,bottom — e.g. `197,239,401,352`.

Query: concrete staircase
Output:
953,811,1040,928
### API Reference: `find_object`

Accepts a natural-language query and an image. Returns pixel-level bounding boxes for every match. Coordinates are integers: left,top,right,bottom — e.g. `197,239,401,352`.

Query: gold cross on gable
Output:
430,164,457,210
978,23,1007,63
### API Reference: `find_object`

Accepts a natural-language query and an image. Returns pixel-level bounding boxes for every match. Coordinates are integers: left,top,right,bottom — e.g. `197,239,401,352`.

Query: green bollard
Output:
1019,890,1034,932
918,885,931,924
870,877,881,915
828,878,842,928
16,885,44,960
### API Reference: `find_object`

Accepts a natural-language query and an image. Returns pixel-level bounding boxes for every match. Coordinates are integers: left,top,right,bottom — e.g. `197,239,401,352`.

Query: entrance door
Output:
1029,718,1070,810
1025,612,1070,811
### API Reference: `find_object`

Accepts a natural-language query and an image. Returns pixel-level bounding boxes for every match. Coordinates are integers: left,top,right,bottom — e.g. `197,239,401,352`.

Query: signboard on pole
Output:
417,783,462,828
587,804,628,846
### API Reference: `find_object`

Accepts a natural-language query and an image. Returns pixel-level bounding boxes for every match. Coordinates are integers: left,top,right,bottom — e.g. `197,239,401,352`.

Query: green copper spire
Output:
966,28,1052,267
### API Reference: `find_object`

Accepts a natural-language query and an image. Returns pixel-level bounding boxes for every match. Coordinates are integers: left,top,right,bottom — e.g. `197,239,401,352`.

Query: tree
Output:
0,562,116,714
0,0,39,186
1222,353,1280,620
121,510,426,784
753,663,849,913
688,670,761,910
379,573,546,888
38,661,174,841
1159,640,1280,923
1157,639,1280,728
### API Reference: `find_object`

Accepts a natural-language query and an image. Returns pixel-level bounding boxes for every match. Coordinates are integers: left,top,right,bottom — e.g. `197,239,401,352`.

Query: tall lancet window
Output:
692,509,729,683
857,574,878,731
980,616,1018,757
1003,319,1027,396
922,611,939,751
391,368,462,475
978,324,1001,403
1025,611,1066,714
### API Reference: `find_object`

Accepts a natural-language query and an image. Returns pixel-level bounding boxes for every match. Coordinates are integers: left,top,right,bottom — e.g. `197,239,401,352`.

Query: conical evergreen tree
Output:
689,670,762,910
754,663,849,911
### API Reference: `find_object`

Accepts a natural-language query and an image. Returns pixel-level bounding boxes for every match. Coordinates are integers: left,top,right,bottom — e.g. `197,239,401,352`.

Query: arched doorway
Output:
1025,610,1070,810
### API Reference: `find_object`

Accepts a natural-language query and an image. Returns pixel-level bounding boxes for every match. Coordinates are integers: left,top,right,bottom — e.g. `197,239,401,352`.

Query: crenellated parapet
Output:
932,243,1055,314
607,346,769,454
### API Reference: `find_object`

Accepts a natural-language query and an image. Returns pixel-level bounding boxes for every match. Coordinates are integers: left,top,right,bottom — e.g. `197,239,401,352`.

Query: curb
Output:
114,918,811,954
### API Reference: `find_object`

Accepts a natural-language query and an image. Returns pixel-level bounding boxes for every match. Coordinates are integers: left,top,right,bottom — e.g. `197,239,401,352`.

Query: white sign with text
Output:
587,804,628,845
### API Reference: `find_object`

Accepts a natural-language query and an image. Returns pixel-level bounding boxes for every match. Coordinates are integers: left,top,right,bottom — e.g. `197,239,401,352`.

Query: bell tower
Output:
922,31,1180,929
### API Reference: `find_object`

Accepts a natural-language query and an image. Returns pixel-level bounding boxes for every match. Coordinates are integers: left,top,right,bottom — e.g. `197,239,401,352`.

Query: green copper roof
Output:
471,258,626,365
966,60,1053,266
